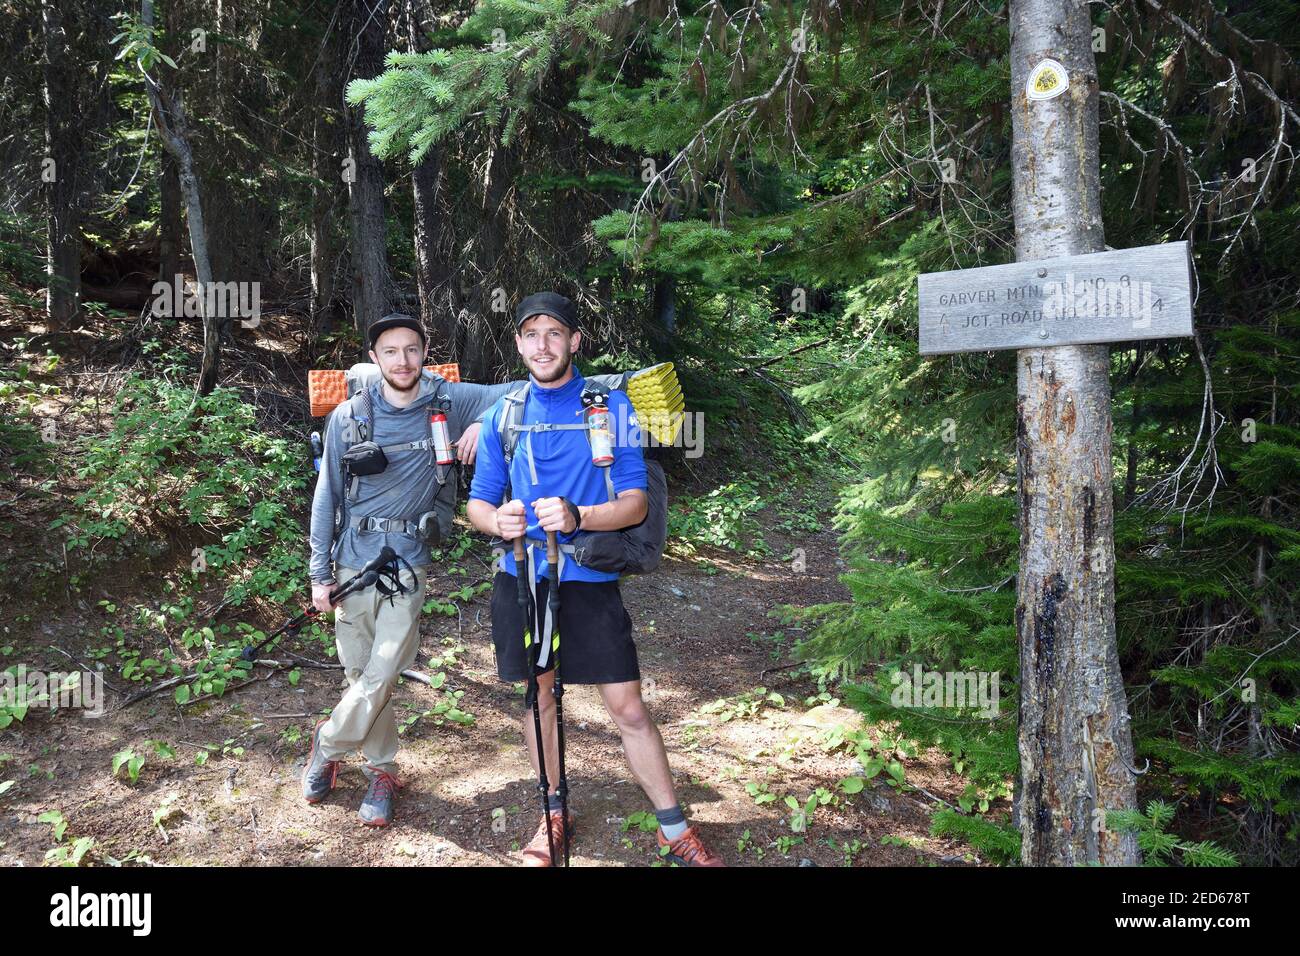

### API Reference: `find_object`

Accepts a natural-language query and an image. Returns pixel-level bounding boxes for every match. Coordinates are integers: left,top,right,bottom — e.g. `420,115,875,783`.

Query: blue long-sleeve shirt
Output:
470,368,647,583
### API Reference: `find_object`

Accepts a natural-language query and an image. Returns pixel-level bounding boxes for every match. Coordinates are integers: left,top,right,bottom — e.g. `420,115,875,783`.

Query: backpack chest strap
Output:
497,384,615,503
509,422,589,433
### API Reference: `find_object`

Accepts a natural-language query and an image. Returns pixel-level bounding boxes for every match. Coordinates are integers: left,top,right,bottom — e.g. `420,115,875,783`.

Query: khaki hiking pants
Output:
317,564,427,776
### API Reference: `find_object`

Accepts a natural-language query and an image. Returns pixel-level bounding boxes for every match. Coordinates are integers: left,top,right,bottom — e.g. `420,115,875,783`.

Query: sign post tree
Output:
916,4,1203,865
1005,0,1141,865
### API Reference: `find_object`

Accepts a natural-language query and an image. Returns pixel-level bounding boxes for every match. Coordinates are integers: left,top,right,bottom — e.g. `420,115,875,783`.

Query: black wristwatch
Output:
562,497,582,532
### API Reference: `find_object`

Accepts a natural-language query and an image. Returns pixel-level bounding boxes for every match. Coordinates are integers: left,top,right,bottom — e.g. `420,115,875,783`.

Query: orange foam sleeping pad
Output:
308,364,461,417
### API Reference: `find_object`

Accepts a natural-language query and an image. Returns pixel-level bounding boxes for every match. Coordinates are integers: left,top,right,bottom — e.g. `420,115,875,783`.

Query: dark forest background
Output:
0,0,1296,865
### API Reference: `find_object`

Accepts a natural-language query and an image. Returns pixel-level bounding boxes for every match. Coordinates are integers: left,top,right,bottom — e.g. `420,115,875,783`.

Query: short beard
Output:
380,366,421,396
529,351,572,384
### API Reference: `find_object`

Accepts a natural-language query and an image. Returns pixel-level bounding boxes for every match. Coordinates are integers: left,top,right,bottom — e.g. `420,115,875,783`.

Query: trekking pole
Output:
239,547,400,663
515,536,557,867
545,528,571,867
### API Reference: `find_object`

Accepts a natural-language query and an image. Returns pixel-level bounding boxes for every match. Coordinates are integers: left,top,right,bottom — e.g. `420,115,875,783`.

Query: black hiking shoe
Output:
301,719,339,804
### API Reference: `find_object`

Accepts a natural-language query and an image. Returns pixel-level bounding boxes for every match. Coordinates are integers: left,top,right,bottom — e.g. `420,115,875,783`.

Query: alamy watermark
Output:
1,665,105,718
150,274,261,328
891,664,1000,719
603,404,704,459
1043,273,1161,330
49,886,151,936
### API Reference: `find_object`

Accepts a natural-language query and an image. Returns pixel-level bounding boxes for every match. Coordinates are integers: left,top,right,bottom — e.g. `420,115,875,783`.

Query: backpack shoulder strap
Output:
494,383,529,506
338,389,376,503
341,389,373,445
359,387,375,441
497,382,530,465
430,375,451,409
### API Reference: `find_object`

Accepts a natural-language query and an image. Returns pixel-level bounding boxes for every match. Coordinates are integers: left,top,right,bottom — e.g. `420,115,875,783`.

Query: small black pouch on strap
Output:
341,440,389,477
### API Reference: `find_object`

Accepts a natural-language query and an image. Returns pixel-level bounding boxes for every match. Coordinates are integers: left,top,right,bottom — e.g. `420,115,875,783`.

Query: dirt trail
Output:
0,510,988,867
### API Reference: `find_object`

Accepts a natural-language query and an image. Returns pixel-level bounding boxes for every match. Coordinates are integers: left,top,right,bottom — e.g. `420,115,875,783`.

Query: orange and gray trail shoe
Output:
358,770,401,827
521,809,577,867
657,826,725,867
301,719,339,804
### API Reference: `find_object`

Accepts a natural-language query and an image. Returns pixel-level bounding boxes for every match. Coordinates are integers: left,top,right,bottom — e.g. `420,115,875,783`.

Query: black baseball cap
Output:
515,292,579,330
368,313,427,349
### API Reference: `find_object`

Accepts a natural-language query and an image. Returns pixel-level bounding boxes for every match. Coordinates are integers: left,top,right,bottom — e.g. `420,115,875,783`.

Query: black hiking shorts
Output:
490,572,640,685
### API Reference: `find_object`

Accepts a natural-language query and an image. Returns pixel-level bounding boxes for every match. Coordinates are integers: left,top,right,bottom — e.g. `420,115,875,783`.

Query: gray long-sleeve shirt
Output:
308,372,520,582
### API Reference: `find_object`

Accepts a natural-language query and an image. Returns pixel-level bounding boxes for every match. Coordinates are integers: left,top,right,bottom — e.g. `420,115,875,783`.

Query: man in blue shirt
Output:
468,292,723,867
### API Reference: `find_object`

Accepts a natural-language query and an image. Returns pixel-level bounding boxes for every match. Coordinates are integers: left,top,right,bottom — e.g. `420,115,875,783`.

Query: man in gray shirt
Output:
302,313,518,826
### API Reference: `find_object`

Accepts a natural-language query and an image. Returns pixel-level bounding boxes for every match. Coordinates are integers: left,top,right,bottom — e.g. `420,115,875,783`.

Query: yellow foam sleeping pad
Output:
626,362,685,446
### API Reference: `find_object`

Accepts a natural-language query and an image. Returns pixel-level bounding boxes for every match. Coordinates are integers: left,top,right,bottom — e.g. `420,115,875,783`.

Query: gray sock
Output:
655,804,688,840
547,793,565,812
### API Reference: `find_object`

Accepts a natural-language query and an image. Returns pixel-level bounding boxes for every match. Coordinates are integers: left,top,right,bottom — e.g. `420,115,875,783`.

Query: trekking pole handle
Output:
511,537,530,621
360,546,398,577
545,530,559,567
242,550,394,664
325,546,394,602
303,553,391,626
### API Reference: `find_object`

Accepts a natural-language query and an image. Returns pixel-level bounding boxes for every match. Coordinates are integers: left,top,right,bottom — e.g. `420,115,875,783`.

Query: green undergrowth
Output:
50,367,307,607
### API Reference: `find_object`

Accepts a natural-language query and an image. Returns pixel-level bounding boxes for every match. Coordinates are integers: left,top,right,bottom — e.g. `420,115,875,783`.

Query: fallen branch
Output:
180,667,278,708
46,645,124,694
759,661,805,680
118,653,439,711
745,366,812,427
117,673,189,709
738,338,830,373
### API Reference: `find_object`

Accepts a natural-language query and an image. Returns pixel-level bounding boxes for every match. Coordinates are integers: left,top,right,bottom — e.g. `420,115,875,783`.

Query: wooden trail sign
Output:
918,241,1194,355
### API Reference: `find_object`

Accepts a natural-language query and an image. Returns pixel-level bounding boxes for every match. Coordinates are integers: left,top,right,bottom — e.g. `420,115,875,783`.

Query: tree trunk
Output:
311,23,342,338
1123,345,1142,509
411,150,452,343
42,0,82,331
407,1,451,353
159,152,182,283
142,0,219,396
653,275,677,335
345,0,394,352
454,136,511,380
191,0,269,345
1254,348,1278,636
1009,0,1140,866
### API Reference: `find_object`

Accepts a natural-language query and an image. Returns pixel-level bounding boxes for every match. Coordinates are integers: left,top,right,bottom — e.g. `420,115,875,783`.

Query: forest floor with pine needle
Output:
0,498,996,867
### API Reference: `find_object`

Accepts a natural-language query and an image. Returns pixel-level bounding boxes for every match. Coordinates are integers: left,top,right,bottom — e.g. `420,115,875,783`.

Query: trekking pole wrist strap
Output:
561,497,582,531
